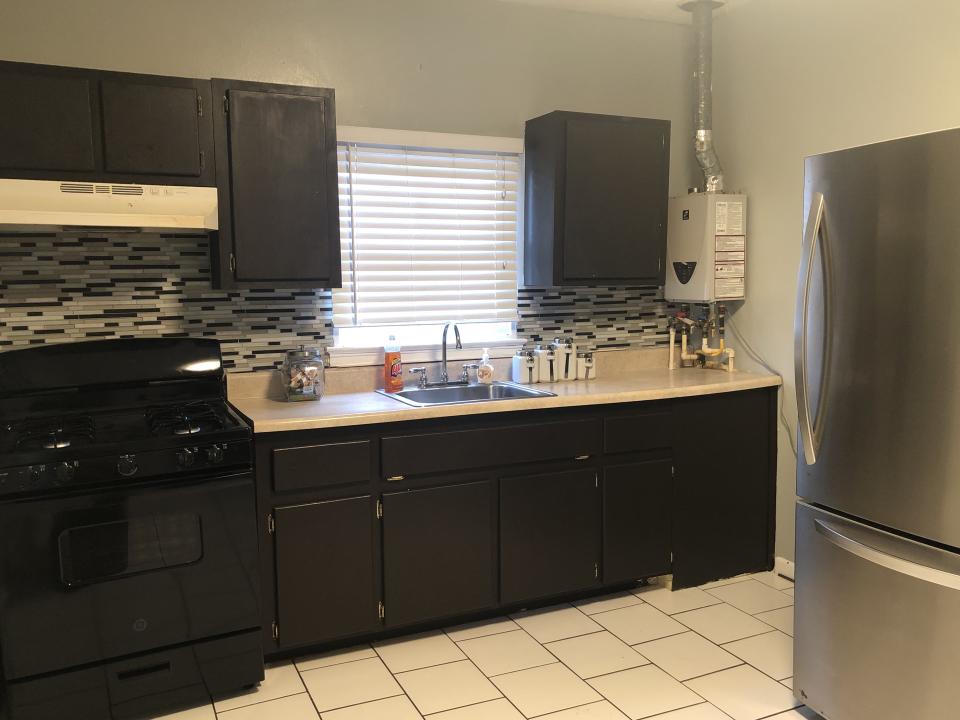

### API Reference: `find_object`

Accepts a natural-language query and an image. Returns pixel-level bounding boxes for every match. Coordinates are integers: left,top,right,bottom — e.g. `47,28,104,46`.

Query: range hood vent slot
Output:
58,183,145,196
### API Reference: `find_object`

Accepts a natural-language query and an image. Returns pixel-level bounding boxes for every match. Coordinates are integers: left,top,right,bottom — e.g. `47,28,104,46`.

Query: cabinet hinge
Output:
223,95,229,114
378,601,385,621
229,253,237,273
271,620,279,641
197,94,203,117
594,563,600,579
376,498,383,520
267,514,275,534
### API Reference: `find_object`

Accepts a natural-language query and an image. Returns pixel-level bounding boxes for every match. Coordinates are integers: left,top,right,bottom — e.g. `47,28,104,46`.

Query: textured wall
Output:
0,234,669,371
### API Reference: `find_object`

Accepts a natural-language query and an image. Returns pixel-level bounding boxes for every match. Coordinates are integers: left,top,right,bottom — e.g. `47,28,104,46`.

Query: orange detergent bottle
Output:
384,335,403,392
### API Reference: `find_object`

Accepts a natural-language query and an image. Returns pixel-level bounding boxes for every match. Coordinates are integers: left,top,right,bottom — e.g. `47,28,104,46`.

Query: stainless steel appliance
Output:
0,338,262,720
794,128,960,719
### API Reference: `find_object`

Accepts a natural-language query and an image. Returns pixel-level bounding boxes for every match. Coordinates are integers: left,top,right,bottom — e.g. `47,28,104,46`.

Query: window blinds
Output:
333,142,520,327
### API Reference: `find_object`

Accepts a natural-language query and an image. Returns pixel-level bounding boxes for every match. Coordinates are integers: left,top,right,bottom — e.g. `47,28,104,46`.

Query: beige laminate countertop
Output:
230,368,781,433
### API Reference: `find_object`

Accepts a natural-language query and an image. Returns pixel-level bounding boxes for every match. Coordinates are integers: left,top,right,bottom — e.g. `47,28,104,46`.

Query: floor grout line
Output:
204,586,810,720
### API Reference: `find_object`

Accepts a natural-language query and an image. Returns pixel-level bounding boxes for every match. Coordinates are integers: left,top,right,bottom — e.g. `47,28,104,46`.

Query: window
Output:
333,129,522,344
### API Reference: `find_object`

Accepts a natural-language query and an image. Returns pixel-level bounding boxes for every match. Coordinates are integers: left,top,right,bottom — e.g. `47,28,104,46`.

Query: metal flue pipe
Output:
681,0,725,193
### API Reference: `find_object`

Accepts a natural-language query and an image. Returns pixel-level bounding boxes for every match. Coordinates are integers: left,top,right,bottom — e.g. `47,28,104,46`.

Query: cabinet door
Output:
216,81,340,286
274,496,379,647
0,63,96,173
603,460,672,584
562,115,669,283
383,480,496,626
100,79,204,177
672,389,775,588
500,468,600,604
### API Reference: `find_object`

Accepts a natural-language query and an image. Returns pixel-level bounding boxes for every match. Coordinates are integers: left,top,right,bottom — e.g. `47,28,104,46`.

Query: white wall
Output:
713,0,960,559
0,0,698,196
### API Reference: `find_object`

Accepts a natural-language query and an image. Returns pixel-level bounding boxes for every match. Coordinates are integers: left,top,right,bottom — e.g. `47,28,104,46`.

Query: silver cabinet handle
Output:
815,518,960,592
794,191,832,464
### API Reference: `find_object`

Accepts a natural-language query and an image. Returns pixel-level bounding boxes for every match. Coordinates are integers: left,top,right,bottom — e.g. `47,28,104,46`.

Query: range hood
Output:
0,179,218,231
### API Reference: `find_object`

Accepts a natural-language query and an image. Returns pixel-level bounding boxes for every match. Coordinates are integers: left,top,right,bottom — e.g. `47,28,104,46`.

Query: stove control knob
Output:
205,445,224,464
117,455,138,477
177,447,196,468
54,462,76,484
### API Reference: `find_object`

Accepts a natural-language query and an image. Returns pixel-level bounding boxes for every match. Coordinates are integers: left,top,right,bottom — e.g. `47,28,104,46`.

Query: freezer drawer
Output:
795,502,960,720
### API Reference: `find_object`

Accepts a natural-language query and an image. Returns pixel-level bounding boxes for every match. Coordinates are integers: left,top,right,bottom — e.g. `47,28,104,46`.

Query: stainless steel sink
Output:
377,381,556,407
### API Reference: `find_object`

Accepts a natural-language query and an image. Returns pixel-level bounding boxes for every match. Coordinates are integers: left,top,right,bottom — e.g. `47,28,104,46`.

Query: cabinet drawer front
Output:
604,411,673,454
382,418,601,478
273,440,371,492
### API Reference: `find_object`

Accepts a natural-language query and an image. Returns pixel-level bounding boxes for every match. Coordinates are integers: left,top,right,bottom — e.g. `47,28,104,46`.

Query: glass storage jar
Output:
281,346,325,401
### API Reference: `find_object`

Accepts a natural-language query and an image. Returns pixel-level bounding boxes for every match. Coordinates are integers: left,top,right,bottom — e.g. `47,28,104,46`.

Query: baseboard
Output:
774,556,795,581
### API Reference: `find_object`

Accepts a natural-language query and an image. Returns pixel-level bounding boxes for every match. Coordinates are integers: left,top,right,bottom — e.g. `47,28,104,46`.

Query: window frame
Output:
329,126,525,367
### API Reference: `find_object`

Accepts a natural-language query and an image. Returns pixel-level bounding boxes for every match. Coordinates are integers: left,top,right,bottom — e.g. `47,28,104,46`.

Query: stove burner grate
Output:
15,415,96,451
147,402,226,437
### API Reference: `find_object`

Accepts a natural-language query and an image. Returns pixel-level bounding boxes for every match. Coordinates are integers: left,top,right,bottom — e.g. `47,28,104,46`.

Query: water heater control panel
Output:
665,192,747,303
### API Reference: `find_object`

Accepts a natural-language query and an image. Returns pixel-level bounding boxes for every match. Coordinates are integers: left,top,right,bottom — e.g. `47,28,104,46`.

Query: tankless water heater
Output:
665,192,746,303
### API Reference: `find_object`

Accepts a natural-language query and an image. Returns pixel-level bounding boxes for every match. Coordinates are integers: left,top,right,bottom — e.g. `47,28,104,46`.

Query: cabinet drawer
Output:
273,440,371,492
604,411,673,454
382,418,601,478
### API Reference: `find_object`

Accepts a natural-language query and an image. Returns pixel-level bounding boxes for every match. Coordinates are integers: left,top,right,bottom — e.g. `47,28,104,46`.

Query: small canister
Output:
282,346,325,401
512,350,539,384
577,352,596,380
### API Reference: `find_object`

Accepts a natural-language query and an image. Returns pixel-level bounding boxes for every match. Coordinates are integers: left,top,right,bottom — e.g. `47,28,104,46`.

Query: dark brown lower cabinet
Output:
383,480,497,626
274,496,380,647
602,460,672,583
500,467,601,604
672,389,774,588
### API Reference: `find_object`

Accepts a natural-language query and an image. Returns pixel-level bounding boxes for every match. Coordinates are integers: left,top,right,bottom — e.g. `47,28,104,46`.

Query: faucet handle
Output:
460,363,480,384
408,367,428,388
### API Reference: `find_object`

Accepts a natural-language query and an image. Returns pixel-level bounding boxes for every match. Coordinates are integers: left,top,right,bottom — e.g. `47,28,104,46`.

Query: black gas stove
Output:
0,339,263,720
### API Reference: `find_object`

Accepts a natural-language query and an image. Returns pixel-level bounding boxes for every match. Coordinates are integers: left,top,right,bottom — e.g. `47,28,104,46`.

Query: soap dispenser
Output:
477,348,495,384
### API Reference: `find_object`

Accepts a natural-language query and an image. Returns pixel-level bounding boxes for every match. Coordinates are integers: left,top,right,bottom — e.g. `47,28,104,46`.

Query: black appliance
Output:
0,339,263,720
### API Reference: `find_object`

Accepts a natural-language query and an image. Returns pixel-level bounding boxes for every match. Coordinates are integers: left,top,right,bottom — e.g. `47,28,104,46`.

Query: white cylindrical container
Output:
535,345,555,383
512,351,539,384
577,352,596,380
559,339,577,380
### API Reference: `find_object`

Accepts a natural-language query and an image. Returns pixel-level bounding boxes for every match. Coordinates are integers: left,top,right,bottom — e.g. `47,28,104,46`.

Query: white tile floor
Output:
154,573,821,720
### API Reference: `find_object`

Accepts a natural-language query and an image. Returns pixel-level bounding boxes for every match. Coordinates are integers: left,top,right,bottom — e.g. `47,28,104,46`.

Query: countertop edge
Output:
232,372,782,434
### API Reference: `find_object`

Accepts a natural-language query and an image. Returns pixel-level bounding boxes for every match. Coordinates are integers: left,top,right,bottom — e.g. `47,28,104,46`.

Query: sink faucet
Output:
440,323,462,384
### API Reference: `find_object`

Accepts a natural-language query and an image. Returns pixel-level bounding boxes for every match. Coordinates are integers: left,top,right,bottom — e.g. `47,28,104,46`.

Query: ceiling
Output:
493,0,748,24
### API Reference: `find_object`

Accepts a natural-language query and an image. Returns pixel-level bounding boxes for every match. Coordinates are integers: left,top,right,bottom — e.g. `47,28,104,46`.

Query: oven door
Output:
0,473,260,681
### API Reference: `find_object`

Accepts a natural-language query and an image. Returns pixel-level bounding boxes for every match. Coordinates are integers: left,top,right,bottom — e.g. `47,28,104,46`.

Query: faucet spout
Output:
440,322,462,384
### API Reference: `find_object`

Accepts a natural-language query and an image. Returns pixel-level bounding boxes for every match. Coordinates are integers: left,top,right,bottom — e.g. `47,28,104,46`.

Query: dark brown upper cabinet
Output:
210,79,341,290
0,61,214,186
523,111,670,287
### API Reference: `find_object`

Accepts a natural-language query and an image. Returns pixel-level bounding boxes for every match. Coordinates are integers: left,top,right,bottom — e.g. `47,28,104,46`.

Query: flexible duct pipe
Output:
682,0,725,193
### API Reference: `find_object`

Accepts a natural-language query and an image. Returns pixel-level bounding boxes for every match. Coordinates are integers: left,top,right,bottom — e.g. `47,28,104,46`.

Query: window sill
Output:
326,338,526,368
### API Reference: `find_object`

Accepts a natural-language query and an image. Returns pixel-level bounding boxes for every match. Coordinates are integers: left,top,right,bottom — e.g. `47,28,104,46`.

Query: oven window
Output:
58,512,203,587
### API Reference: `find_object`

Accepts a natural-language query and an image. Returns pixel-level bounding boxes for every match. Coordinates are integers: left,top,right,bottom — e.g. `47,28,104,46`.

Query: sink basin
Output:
377,381,557,407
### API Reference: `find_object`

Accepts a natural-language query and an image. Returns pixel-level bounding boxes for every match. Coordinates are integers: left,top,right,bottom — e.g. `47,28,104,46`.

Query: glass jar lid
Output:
286,345,322,360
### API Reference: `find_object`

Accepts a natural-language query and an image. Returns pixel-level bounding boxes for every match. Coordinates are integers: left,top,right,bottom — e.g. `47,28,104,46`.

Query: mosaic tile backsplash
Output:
0,234,671,372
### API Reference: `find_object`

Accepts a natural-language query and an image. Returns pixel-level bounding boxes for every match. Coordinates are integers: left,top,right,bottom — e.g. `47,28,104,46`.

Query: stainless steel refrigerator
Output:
794,128,960,720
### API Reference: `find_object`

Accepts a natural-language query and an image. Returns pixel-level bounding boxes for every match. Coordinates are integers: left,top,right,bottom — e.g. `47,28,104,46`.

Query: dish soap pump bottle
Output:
477,348,495,384
384,335,403,392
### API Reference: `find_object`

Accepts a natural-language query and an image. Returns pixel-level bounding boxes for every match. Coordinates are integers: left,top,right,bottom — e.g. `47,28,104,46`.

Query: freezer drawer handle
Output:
815,519,960,591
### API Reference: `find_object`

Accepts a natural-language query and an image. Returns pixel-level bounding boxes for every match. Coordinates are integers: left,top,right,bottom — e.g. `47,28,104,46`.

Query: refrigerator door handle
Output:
795,191,831,464
815,518,960,592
